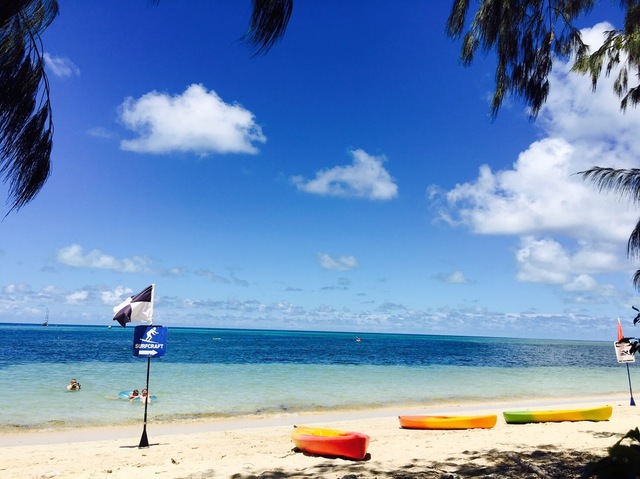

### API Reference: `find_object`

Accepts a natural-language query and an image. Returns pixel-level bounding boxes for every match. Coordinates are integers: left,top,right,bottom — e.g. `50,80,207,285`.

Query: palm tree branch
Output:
243,0,293,55
0,0,57,213
578,167,640,204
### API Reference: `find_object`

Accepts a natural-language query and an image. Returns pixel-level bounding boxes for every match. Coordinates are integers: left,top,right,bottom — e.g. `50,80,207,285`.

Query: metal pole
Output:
627,363,636,406
138,357,151,447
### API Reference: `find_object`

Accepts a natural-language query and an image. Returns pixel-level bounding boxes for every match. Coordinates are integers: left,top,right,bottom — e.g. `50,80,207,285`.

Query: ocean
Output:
0,323,630,431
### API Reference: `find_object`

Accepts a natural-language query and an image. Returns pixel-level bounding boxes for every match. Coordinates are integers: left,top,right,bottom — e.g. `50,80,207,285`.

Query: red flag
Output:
618,319,625,341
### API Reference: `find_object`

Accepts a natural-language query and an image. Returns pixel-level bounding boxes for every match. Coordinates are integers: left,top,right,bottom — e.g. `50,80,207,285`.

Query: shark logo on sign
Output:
133,325,168,358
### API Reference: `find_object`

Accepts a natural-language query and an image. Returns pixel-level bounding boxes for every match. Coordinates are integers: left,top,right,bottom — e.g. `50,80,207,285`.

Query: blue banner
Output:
133,325,168,358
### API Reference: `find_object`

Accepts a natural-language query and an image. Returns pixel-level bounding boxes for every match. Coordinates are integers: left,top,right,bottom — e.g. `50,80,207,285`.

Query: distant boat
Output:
41,308,49,326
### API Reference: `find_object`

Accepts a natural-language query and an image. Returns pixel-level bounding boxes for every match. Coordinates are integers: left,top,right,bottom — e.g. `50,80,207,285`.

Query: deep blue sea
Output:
0,323,631,431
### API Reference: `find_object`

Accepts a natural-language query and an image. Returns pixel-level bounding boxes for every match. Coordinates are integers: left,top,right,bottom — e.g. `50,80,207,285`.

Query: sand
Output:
0,396,636,478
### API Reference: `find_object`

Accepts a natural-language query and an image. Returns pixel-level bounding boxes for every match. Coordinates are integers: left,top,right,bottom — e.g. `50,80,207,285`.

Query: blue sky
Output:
2,1,639,340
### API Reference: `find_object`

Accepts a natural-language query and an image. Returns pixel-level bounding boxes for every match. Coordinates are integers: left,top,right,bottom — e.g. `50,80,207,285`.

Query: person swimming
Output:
66,378,81,390
129,389,140,400
140,388,152,404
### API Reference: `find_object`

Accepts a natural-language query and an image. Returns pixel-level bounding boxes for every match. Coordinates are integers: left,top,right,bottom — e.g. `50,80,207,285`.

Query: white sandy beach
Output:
0,396,636,478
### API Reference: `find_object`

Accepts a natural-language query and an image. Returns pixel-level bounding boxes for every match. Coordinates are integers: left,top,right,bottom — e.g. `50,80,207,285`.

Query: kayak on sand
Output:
398,414,497,430
291,425,370,460
503,405,612,424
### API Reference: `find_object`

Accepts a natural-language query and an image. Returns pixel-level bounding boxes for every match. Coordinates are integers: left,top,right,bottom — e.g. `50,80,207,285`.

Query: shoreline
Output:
0,395,635,478
0,393,625,444
0,393,628,440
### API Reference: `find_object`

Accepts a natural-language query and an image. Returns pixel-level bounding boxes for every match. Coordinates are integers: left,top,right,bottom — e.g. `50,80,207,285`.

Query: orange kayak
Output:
291,425,370,460
399,414,497,430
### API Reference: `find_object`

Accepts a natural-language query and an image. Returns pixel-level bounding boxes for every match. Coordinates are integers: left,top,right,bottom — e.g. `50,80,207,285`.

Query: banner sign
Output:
614,340,635,363
133,325,168,358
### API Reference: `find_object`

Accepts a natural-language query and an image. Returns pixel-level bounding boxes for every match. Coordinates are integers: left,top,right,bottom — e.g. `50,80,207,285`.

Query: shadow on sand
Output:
230,447,602,479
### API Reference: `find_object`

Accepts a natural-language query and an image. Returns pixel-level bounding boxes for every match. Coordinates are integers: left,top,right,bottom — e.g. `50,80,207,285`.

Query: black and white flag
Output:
113,284,154,328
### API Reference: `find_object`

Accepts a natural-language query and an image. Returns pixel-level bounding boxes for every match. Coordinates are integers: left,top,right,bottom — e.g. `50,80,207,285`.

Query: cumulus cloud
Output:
317,253,359,271
57,244,152,273
292,149,398,200
66,290,89,305
431,22,640,300
101,286,134,305
44,53,80,77
119,84,266,155
4,283,31,294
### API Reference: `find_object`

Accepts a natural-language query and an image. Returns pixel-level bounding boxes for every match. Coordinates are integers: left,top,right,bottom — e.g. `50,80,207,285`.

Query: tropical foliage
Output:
579,168,640,290
446,0,640,118
0,0,57,213
584,427,640,478
1,0,639,214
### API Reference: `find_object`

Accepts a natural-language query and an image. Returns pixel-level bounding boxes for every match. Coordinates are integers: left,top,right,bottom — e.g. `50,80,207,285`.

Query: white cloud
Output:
431,22,640,298
66,290,88,304
119,84,266,155
101,286,133,305
317,253,359,271
292,149,398,200
4,283,30,294
44,53,80,77
438,271,469,284
57,244,152,273
437,138,636,242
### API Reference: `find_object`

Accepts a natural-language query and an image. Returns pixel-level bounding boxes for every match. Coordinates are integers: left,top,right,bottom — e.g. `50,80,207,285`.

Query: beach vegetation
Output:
241,1,640,120
0,0,57,213
584,427,640,478
579,168,640,290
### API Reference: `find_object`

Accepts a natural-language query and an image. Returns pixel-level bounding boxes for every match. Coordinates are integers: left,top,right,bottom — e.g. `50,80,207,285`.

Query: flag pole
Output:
627,363,636,406
138,356,151,447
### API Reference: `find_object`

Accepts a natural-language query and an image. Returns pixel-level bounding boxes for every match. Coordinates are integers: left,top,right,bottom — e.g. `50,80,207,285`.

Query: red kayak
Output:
291,425,370,460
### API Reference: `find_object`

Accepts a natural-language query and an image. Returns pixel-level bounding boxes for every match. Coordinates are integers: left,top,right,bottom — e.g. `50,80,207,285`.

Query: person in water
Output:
67,378,81,390
129,389,140,400
140,388,151,403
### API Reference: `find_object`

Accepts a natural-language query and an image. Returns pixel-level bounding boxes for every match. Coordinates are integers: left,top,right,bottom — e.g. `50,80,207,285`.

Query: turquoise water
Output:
0,324,631,430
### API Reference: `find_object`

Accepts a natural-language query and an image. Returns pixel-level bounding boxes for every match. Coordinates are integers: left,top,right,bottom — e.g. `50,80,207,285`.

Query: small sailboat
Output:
41,308,49,326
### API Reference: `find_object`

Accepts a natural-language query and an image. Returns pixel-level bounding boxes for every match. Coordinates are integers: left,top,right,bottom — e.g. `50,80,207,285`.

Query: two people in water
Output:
129,388,152,403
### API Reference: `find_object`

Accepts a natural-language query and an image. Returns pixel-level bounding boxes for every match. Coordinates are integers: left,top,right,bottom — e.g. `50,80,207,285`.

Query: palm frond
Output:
445,0,593,118
243,0,293,55
0,0,58,213
628,218,640,260
632,269,640,292
579,167,640,289
578,167,640,204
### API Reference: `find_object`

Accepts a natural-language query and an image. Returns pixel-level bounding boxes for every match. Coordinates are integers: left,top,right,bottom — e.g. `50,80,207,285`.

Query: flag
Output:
113,284,154,328
618,319,625,342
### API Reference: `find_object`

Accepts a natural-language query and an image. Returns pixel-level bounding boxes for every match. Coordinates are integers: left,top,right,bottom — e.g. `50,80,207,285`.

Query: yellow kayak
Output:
503,405,612,424
399,414,497,430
